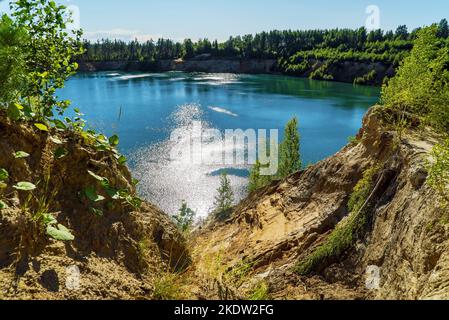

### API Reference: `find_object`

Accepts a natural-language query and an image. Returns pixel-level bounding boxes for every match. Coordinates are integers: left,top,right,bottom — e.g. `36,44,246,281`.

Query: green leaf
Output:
117,155,127,165
14,151,30,159
42,213,57,226
126,195,142,209
54,147,68,159
7,103,23,121
13,182,36,191
34,123,49,132
52,119,67,131
0,168,9,181
0,182,7,189
0,200,8,210
84,186,105,202
109,135,119,147
104,186,120,200
46,224,75,241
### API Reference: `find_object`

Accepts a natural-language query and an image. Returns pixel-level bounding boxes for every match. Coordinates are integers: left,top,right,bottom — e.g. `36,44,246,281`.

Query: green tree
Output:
173,201,196,232
278,117,302,179
0,14,28,105
437,19,449,38
182,39,195,59
248,137,274,192
214,172,234,220
395,25,409,40
10,0,84,119
381,25,449,132
248,160,272,193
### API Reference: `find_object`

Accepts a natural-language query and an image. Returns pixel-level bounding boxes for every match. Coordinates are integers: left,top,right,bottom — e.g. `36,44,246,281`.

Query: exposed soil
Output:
0,112,189,300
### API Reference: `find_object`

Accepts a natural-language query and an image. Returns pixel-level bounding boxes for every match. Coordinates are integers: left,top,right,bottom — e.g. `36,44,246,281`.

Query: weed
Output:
152,272,184,300
347,135,361,145
248,281,271,300
226,259,255,288
427,139,449,208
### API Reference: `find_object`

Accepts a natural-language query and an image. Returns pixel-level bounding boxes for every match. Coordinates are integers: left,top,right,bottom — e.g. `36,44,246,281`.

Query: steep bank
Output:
77,58,393,85
281,59,395,85
0,112,189,300
77,58,278,74
190,106,448,300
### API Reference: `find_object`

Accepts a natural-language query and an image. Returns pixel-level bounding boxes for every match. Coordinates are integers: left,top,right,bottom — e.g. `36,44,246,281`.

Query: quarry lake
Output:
60,72,380,217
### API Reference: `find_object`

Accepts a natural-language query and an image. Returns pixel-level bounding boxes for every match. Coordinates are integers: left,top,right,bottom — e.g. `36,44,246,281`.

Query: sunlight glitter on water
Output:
130,104,249,218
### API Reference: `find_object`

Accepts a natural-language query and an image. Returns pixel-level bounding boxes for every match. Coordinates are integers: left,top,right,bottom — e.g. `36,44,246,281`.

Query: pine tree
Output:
248,160,272,193
248,160,262,193
278,117,302,179
173,201,196,232
437,19,449,39
214,172,234,220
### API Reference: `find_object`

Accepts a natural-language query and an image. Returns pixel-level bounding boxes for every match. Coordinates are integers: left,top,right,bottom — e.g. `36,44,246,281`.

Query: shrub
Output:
427,139,449,206
248,281,271,300
173,201,196,233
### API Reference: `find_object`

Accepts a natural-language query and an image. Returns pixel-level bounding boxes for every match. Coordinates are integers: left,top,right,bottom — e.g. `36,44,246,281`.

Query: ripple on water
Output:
130,103,249,218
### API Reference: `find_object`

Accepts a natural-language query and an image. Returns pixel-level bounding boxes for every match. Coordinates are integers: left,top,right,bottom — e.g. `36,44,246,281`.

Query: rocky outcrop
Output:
0,112,189,300
191,106,448,300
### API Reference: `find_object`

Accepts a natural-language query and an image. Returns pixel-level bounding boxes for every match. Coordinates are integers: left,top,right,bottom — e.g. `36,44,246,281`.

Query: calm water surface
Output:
60,72,380,217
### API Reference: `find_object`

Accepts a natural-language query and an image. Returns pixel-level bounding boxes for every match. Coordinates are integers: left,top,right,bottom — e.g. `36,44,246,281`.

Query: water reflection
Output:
61,71,380,218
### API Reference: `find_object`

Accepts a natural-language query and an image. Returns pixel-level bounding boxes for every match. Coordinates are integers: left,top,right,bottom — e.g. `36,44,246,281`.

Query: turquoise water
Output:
60,71,380,216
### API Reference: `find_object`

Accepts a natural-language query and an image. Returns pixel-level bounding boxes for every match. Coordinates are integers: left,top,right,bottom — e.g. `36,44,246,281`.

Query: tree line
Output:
80,20,449,64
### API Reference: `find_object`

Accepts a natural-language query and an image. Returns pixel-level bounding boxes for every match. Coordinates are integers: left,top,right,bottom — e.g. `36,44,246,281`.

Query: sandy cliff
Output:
190,107,448,300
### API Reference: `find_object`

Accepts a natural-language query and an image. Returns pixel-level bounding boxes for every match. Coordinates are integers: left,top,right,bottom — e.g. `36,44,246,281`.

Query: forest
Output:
78,20,449,84
80,20,449,64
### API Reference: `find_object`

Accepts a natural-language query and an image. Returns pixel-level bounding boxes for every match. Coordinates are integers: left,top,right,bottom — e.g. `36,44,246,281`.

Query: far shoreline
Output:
75,62,386,88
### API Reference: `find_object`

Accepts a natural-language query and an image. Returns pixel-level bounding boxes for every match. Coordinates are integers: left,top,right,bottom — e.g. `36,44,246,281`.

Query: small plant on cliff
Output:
153,272,185,300
248,160,272,193
295,165,381,276
173,201,196,233
0,168,9,209
427,139,449,207
214,172,234,220
248,281,271,300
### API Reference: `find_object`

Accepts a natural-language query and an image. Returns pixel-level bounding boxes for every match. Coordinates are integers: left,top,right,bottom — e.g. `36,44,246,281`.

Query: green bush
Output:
173,201,196,233
427,139,449,206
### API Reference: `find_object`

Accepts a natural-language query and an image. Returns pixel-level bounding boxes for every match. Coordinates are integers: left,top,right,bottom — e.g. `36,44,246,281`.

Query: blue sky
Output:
1,0,449,41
